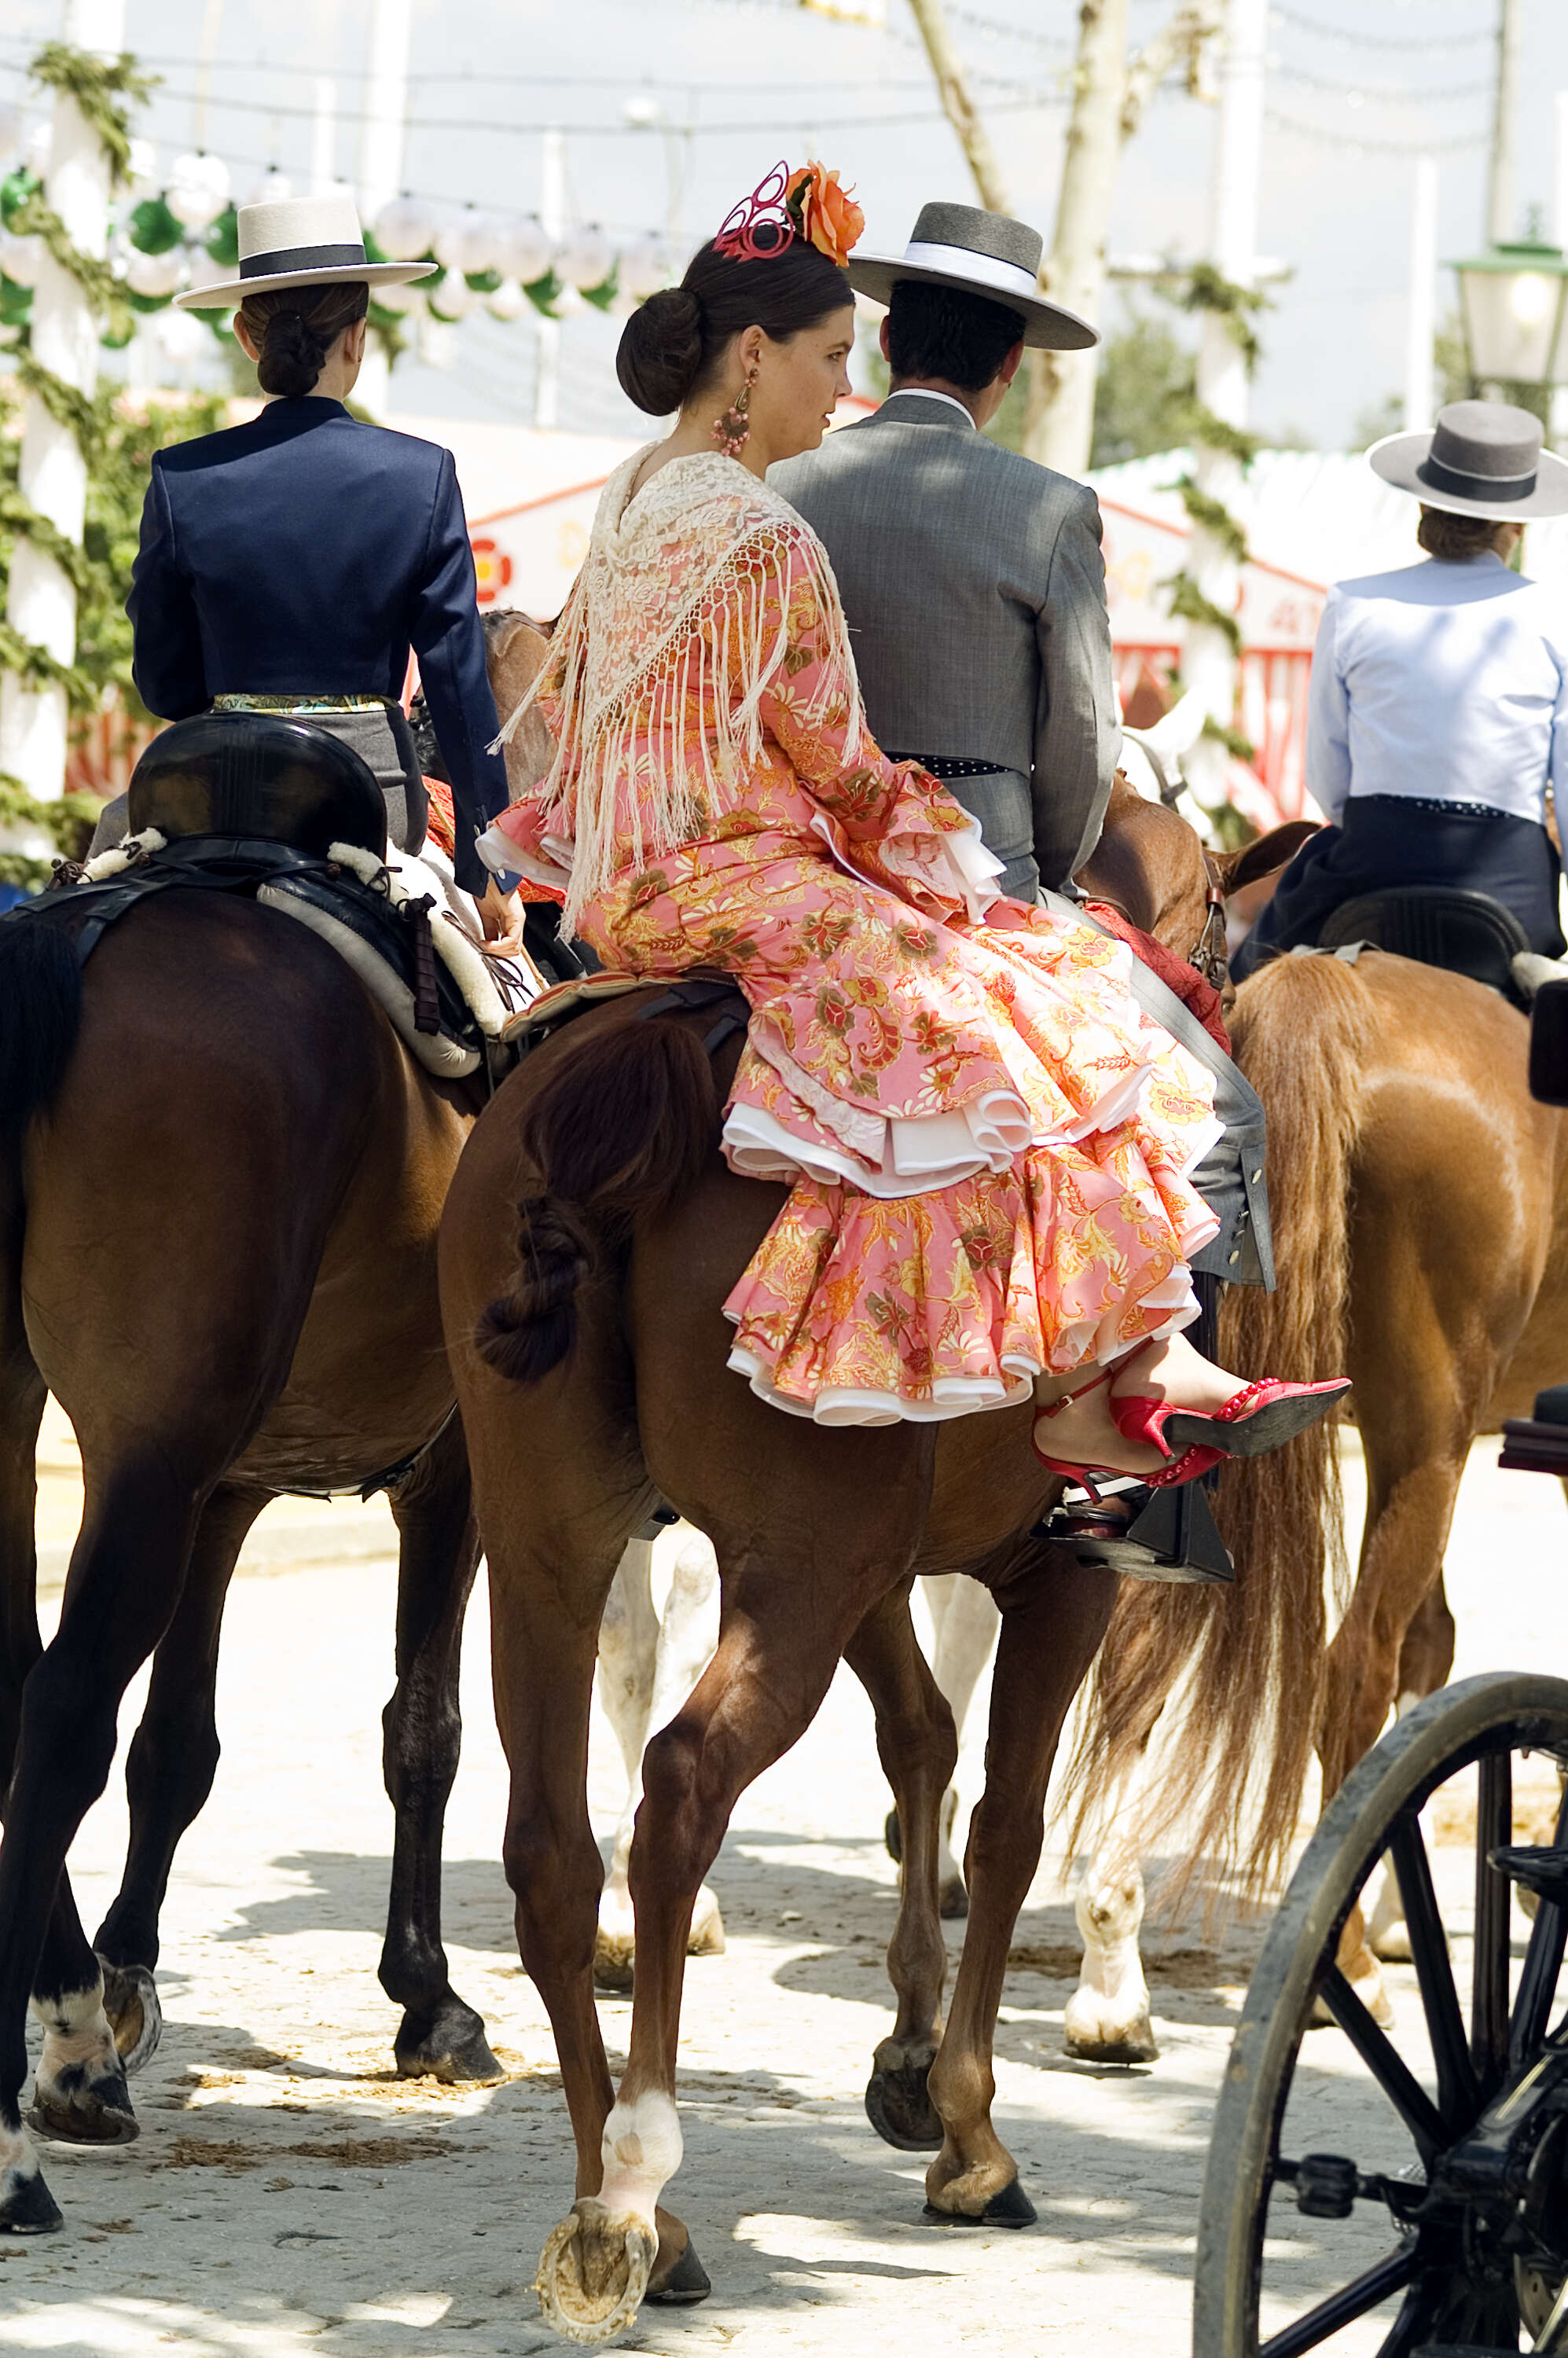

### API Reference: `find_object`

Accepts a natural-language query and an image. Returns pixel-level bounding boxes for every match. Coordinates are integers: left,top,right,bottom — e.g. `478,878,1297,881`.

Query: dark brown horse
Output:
438,780,1313,2341
0,620,556,2238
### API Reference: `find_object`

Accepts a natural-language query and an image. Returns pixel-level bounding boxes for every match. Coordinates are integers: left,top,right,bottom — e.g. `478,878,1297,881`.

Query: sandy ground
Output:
7,1401,1568,2357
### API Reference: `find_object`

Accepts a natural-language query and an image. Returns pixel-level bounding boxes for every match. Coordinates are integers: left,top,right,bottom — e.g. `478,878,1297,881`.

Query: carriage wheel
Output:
1194,1672,1568,2357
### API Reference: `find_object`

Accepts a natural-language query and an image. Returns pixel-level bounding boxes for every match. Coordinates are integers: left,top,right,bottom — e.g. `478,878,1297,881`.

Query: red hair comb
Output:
715,160,797,261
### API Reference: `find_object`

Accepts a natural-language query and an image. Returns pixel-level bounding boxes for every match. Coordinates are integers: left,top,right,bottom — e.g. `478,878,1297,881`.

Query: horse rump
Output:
0,914,83,1144
477,1014,721,1384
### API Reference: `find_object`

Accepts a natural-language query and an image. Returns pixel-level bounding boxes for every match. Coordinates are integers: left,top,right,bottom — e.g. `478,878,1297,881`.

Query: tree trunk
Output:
1025,0,1130,474
905,0,1012,213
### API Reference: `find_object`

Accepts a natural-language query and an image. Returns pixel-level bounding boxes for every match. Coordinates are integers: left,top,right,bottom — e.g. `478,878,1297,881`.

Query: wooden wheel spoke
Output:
1319,1966,1449,2157
1388,1815,1481,2128
1259,2244,1416,2358
1472,1750,1512,2086
1372,2282,1441,2358
1511,1780,1568,2066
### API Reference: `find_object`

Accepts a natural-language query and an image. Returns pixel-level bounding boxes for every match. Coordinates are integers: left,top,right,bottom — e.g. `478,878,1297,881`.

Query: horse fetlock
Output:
597,2091,682,2221
28,1985,138,2147
1063,1974,1158,2065
536,2197,658,2345
593,1885,637,1993
1366,1860,1414,1963
0,2121,61,2236
95,1958,163,2074
393,1990,502,2085
1063,1868,1157,2062
865,2033,942,2151
923,2132,1031,2225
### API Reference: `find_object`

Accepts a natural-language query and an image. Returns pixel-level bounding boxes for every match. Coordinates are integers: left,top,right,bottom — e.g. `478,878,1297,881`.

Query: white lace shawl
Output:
492,447,864,931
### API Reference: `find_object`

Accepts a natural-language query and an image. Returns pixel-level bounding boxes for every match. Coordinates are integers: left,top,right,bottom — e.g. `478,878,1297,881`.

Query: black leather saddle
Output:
129,712,387,861
1317,886,1531,1003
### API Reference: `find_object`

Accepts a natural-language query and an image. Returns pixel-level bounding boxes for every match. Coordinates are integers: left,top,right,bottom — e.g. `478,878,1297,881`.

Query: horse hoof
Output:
938,1875,969,1922
923,2177,1037,2230
97,1959,162,2075
394,1995,503,2086
593,1934,635,1995
865,2044,943,2150
646,2235,711,2305
884,1807,902,1864
28,2071,138,2148
536,2196,657,2345
0,2159,62,2235
1062,2009,1159,2066
688,1886,725,1959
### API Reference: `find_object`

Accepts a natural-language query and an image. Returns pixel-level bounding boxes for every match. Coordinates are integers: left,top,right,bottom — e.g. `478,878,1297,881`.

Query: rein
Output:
1190,847,1231,994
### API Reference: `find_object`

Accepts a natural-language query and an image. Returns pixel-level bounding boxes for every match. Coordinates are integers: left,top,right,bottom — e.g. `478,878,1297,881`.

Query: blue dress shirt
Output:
127,396,509,891
1305,552,1568,828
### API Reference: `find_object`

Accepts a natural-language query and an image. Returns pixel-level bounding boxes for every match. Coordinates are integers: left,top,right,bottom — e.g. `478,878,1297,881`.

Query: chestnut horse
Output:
439,780,1315,2341
0,618,553,2238
1074,938,1568,2019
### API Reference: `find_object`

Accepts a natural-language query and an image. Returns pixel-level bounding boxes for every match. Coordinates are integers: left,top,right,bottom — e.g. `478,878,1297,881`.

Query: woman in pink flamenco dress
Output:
481,166,1346,1486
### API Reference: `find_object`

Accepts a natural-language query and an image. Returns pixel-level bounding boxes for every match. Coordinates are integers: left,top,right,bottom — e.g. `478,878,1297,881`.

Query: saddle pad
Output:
499,970,651,1044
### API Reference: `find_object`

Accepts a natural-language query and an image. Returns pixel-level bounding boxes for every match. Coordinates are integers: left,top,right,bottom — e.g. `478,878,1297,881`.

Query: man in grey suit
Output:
773,200,1117,902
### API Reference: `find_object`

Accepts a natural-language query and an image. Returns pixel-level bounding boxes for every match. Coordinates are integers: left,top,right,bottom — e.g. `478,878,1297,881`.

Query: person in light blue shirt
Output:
1236,399,1568,975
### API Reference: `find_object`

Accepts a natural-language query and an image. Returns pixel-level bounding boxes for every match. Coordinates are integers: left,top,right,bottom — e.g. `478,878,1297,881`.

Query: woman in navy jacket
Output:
127,193,520,942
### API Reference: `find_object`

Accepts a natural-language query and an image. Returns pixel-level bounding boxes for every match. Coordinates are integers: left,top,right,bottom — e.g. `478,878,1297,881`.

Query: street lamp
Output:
1450,237,1568,390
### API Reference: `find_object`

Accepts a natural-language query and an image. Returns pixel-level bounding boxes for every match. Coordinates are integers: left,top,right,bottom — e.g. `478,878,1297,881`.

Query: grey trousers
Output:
942,767,1040,904
91,703,428,862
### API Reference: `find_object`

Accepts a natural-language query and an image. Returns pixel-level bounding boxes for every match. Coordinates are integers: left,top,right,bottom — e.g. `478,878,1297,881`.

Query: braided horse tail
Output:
1065,951,1372,1901
477,1011,720,1385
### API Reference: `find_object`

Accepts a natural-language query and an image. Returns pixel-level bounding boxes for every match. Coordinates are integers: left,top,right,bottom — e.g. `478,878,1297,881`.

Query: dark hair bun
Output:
258,307,328,399
616,287,704,415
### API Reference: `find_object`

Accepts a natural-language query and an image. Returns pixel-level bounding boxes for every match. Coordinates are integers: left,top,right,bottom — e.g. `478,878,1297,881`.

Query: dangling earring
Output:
712,364,758,459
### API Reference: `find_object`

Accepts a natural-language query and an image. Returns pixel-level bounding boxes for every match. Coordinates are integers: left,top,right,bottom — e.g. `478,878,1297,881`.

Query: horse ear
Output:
1214,820,1320,898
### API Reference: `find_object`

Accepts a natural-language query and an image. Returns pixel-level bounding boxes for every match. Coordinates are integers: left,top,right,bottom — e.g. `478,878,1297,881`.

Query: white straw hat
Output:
174,192,435,309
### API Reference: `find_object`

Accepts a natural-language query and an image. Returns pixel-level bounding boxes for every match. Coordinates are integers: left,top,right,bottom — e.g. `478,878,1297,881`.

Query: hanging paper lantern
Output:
0,105,28,175
620,234,670,303
606,286,640,318
25,121,50,177
126,136,159,194
0,233,44,289
556,227,614,292
155,306,207,366
184,246,232,299
426,271,476,324
375,194,437,262
129,195,183,255
165,151,231,231
550,281,586,320
373,277,424,317
123,243,186,299
485,278,528,321
501,216,552,287
244,168,292,208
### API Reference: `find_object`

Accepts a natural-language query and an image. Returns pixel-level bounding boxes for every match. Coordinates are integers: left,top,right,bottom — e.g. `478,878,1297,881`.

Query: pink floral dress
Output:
483,449,1219,1426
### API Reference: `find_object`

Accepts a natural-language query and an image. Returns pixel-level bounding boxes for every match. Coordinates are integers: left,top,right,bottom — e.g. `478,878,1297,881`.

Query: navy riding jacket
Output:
127,396,509,892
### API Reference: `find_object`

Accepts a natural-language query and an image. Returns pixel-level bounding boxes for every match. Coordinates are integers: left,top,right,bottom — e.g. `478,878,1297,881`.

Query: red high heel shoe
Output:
1032,1350,1223,1497
1032,1342,1351,1497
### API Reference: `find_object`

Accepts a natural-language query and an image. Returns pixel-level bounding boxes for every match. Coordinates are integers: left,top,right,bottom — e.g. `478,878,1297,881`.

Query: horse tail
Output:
477,1015,720,1385
1066,950,1374,1903
0,916,83,1148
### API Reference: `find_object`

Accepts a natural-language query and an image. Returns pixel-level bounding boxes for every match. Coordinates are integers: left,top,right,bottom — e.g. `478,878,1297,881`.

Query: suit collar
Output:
874,389,979,432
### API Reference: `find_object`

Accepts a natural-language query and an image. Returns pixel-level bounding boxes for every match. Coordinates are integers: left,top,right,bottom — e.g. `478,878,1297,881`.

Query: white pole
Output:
0,0,127,810
1551,92,1568,447
1404,156,1438,430
355,0,412,421
310,75,337,197
1182,0,1266,809
535,127,564,432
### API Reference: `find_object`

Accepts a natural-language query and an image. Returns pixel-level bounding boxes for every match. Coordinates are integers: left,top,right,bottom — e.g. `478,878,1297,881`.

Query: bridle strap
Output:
1189,847,1231,994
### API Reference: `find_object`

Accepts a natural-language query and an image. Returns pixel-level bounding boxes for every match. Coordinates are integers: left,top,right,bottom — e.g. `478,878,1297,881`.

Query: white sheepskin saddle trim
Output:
80,828,167,881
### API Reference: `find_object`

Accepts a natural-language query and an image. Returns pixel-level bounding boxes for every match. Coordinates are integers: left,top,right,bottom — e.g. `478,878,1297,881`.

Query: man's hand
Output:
476,876,526,959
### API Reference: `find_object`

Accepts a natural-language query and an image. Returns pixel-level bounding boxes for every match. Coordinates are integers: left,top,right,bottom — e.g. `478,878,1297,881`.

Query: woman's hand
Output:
476,876,526,959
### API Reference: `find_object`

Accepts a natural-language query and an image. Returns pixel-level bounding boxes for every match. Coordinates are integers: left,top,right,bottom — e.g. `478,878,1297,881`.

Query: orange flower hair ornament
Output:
714,159,865,267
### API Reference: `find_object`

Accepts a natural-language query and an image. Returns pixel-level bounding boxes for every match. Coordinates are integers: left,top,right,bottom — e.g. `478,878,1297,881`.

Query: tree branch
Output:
905,0,1012,213
1122,0,1223,141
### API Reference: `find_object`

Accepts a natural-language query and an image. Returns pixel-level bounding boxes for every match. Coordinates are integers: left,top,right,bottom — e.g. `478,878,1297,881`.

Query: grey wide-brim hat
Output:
846,200,1097,353
174,193,435,309
1368,397,1568,520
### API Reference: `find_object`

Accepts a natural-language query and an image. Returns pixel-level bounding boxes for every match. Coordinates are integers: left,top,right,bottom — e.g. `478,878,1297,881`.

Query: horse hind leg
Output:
921,1575,999,1919
1063,1842,1158,2066
1364,1577,1460,1965
91,1481,268,2073
378,1416,498,2084
847,1585,957,2154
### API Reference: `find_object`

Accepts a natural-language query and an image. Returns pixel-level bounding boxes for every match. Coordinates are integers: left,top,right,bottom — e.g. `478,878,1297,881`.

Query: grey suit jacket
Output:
773,391,1119,890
